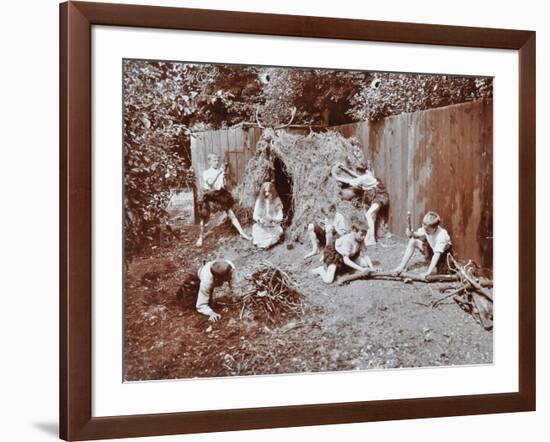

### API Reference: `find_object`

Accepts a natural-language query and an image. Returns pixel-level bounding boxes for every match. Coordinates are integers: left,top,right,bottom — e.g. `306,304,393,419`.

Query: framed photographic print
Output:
60,1,536,440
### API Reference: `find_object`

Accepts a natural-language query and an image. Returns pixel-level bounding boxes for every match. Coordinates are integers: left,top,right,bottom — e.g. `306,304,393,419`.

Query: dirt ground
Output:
124,219,493,381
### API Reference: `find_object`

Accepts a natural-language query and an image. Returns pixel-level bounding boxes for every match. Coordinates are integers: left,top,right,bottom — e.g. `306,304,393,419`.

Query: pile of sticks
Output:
440,255,493,330
240,264,304,324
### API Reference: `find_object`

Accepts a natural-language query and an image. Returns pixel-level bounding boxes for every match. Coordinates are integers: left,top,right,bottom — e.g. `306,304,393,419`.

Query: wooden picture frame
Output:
60,1,536,440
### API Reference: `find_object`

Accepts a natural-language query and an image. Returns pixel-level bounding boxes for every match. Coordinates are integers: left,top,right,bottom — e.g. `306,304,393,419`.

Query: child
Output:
392,211,453,278
331,161,389,246
176,259,236,322
304,203,350,259
252,181,284,249
311,221,374,284
196,153,251,247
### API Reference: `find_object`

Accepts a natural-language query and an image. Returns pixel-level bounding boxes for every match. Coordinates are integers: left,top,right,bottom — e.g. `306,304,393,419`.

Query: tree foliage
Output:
347,73,493,121
256,67,369,127
123,60,492,257
124,61,207,256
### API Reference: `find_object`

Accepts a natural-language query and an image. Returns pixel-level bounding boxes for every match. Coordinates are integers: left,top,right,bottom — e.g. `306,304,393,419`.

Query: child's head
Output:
422,211,441,234
351,220,368,242
323,203,337,216
211,260,233,284
207,153,221,168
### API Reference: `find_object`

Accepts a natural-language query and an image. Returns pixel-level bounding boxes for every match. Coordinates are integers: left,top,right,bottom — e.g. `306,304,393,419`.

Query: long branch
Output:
337,270,459,285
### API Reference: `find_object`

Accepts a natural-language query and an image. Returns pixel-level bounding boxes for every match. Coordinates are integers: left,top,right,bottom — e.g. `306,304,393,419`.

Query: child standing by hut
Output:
311,221,374,284
392,211,453,278
196,153,251,247
331,161,389,246
252,182,284,249
304,203,350,259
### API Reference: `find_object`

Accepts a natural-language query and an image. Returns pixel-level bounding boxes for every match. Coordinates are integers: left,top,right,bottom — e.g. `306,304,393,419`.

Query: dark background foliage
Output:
123,60,492,258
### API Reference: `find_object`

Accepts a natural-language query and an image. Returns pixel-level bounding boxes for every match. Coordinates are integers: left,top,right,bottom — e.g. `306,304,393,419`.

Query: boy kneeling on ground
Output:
311,221,374,284
392,211,453,279
176,259,236,322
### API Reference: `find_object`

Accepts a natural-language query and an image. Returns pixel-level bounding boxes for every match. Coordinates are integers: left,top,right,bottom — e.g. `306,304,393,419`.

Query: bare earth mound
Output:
124,225,492,381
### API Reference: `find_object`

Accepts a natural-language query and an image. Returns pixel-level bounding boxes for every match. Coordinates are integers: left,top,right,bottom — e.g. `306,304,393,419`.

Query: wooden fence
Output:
190,126,310,187
190,126,260,187
190,100,493,271
332,99,493,272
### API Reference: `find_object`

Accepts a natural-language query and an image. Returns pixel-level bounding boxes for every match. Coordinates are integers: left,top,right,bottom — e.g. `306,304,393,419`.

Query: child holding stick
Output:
196,153,251,247
392,211,453,279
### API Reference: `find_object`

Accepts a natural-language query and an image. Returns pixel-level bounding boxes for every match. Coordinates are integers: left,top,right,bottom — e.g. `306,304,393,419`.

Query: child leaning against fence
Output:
392,211,453,279
196,153,251,247
330,161,389,246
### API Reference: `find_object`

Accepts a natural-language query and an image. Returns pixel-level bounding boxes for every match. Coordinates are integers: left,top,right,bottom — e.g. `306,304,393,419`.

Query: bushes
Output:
348,73,493,121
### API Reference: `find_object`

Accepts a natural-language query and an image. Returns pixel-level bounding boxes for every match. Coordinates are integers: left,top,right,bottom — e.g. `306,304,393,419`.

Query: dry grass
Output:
237,130,367,242
240,263,304,325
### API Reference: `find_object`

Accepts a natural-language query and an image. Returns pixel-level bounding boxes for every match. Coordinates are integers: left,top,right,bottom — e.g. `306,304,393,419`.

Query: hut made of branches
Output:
236,129,367,242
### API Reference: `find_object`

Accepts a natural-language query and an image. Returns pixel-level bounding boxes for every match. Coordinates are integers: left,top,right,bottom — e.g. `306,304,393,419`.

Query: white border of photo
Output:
92,25,518,418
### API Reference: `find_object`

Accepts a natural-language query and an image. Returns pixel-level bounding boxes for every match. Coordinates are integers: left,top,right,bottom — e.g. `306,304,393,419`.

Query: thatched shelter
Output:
237,129,369,243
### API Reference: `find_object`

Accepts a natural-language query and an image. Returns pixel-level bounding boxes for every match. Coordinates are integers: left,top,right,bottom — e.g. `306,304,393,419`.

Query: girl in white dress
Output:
252,182,284,249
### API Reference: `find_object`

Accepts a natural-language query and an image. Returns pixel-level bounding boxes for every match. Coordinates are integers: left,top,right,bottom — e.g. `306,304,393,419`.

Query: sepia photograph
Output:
123,59,494,381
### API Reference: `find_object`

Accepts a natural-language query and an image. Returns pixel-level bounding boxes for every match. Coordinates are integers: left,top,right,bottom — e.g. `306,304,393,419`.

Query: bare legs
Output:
304,223,320,259
364,202,380,246
392,238,423,274
341,188,380,246
311,264,337,284
227,209,252,240
196,209,251,247
311,254,373,284
195,220,205,247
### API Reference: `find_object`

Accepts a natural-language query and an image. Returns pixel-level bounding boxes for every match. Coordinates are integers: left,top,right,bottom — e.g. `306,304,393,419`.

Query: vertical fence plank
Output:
188,101,492,269
235,128,245,180
406,113,416,228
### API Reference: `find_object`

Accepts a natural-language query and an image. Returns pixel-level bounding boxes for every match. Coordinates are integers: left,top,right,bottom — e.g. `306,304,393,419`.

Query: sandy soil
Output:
124,221,492,381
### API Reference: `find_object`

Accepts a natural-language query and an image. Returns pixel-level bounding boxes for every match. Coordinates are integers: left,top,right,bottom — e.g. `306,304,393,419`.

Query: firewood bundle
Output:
240,264,304,324
444,256,493,331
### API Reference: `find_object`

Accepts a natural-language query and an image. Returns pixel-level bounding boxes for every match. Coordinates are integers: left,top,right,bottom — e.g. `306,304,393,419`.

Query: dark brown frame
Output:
60,1,536,440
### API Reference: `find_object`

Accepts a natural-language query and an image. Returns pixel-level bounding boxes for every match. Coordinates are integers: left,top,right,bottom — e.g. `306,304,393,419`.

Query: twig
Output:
430,285,469,309
448,256,493,302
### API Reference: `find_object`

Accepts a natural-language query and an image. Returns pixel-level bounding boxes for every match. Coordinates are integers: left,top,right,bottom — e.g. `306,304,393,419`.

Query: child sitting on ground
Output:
311,221,374,284
252,181,284,249
196,153,251,247
176,259,236,322
392,211,453,279
304,203,350,259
